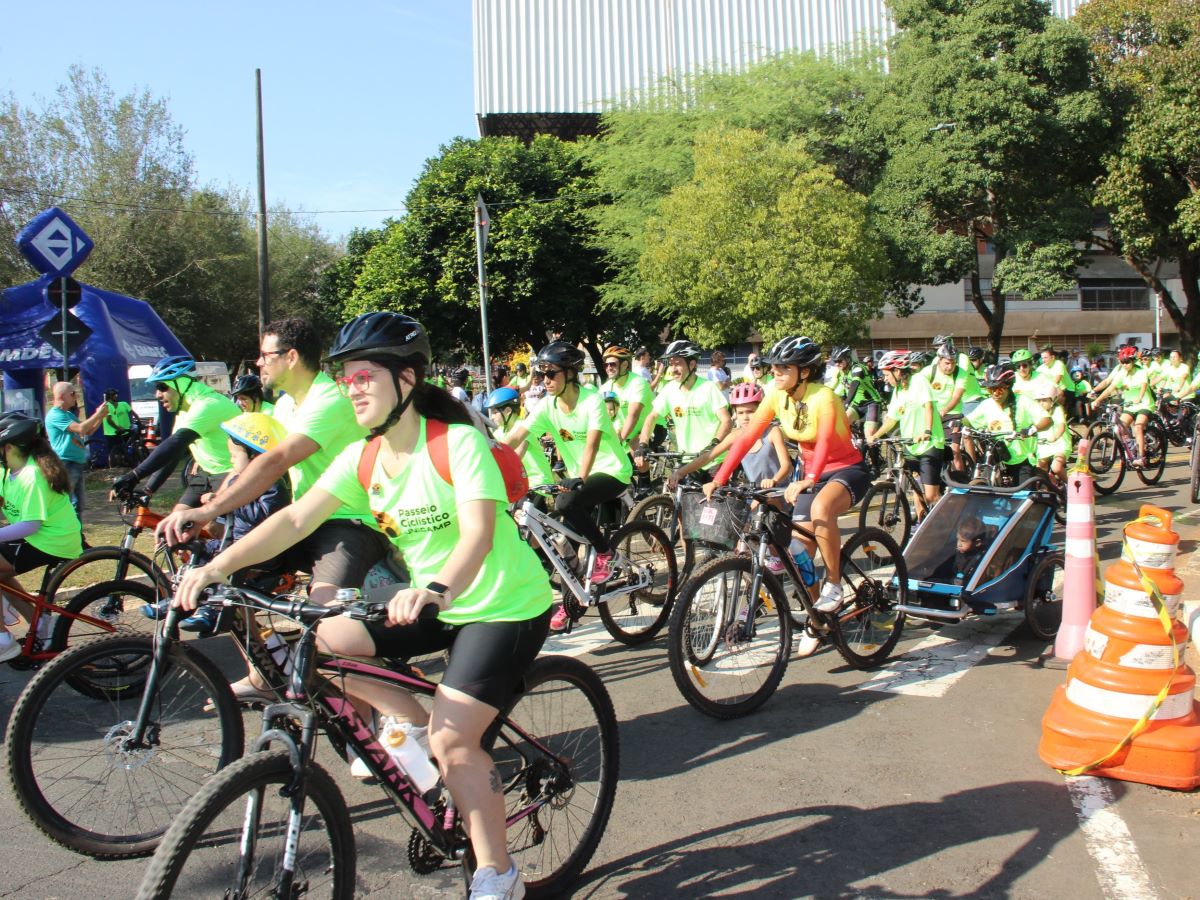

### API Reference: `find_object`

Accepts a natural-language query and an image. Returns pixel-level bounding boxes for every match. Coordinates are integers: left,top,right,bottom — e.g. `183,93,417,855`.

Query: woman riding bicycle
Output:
963,362,1051,483
500,341,633,632
1088,345,1153,468
175,312,554,900
869,349,945,514
706,336,872,613
0,412,84,662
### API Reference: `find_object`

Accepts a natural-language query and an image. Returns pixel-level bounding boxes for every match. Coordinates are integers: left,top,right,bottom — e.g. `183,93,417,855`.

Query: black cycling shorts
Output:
853,401,881,425
792,460,873,521
904,448,945,488
0,540,67,576
364,608,552,710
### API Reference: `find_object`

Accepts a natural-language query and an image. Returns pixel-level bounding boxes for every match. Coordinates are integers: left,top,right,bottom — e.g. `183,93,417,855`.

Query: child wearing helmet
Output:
159,413,294,634
0,413,84,662
483,387,556,490
1032,382,1071,481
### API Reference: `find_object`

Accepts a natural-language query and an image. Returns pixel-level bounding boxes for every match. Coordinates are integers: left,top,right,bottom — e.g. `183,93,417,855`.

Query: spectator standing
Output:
706,350,732,397
44,381,106,519
632,347,653,382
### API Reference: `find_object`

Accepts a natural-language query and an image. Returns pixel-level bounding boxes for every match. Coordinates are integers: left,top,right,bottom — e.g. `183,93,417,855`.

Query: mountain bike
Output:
1191,416,1200,504
1086,404,1167,494
626,452,713,583
134,586,618,900
667,484,907,718
857,437,932,549
520,483,677,643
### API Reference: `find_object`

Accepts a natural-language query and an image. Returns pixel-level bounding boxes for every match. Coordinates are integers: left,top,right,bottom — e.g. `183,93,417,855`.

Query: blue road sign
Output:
15,207,94,277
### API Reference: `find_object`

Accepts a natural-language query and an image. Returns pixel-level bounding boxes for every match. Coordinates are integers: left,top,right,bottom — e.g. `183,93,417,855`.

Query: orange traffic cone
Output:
1121,505,1179,573
1038,514,1200,790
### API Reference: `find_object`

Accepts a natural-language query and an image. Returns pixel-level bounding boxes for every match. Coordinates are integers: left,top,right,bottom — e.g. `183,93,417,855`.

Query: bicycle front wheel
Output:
53,579,158,649
490,655,619,899
1137,423,1167,485
1087,429,1125,494
5,635,243,859
858,481,912,549
667,555,792,719
136,750,355,900
829,527,906,670
597,521,677,644
1190,425,1200,504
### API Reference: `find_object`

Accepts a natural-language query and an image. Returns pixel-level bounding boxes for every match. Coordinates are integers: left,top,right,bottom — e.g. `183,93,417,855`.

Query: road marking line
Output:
855,617,1014,697
541,618,613,659
1065,776,1159,900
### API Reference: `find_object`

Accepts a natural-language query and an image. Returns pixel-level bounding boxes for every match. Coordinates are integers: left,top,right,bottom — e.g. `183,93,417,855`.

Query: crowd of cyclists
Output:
1,313,1196,898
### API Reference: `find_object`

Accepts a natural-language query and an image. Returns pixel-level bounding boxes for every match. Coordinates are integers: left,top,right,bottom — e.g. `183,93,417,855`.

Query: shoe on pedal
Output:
589,551,615,585
140,599,170,620
179,605,222,635
814,581,843,613
469,863,525,900
0,633,21,664
795,630,822,658
549,604,570,632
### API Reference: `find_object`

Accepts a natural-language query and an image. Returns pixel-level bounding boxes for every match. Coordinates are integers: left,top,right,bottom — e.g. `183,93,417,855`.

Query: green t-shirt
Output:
927,365,977,416
1036,359,1067,390
886,372,945,454
523,386,632,482
651,376,729,457
102,400,132,436
1,465,83,559
1111,365,1153,413
600,372,653,445
495,421,556,489
273,372,373,524
1158,361,1190,395
847,363,881,405
175,383,240,475
965,395,1044,465
1012,371,1053,401
316,420,553,625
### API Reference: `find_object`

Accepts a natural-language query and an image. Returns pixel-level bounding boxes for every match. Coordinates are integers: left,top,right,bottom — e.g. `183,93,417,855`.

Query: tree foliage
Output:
640,127,889,345
0,66,340,364
588,52,898,324
342,135,664,365
1076,0,1200,353
870,0,1108,353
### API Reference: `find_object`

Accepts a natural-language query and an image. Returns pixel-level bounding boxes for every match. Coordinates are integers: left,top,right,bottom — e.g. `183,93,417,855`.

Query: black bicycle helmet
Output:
967,347,985,362
909,351,930,367
658,339,702,361
983,362,1016,388
534,341,586,371
932,334,955,348
764,336,821,368
830,346,853,364
231,373,263,397
0,412,44,449
325,312,431,367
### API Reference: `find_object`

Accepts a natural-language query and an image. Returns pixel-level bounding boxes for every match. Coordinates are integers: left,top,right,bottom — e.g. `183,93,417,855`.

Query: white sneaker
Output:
470,863,525,900
814,581,843,613
795,630,822,657
0,633,21,663
2,600,19,627
349,719,432,779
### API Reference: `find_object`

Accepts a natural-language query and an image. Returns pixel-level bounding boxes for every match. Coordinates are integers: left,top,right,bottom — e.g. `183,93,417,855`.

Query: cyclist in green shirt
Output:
870,350,946,511
231,372,275,416
0,413,84,662
928,344,981,477
964,363,1052,482
831,347,882,442
483,387,556,489
101,388,133,435
599,344,653,447
1089,345,1153,467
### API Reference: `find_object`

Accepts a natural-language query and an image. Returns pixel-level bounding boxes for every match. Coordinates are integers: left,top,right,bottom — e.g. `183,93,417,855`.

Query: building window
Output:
1079,279,1150,310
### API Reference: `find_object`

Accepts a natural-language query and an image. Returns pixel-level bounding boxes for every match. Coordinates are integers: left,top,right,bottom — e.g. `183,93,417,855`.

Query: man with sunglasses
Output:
599,345,653,447
1009,348,1052,401
634,339,732,480
501,341,633,630
739,353,769,388
157,319,389,634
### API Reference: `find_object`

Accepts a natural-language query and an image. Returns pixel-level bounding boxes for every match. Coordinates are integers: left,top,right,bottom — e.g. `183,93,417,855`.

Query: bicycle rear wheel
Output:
5,635,243,859
53,579,158,649
667,555,792,719
1087,429,1124,494
1137,423,1167,485
136,749,354,899
489,655,619,899
597,521,677,644
1190,424,1200,504
829,527,906,670
858,481,911,549
44,547,169,603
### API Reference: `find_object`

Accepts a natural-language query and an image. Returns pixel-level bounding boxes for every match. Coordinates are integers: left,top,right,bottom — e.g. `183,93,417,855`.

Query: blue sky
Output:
0,1,478,240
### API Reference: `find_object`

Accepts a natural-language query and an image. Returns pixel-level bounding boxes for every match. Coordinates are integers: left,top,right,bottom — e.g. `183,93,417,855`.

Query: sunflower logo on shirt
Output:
673,406,684,418
558,428,575,442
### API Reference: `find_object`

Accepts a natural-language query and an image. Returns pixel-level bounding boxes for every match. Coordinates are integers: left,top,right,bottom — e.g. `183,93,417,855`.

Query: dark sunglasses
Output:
538,368,565,378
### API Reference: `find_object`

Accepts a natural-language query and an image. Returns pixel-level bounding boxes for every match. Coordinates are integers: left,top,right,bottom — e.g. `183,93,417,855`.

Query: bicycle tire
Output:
1024,551,1065,641
5,634,243,859
858,481,912,549
135,749,354,899
666,554,792,719
1137,423,1167,485
829,527,906,670
626,493,695,579
597,521,677,645
489,655,619,898
1190,425,1200,504
44,546,170,602
1087,429,1124,495
52,579,158,651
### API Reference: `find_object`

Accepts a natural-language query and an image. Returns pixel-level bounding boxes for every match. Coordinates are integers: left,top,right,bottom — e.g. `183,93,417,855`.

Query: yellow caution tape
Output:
1058,515,1180,776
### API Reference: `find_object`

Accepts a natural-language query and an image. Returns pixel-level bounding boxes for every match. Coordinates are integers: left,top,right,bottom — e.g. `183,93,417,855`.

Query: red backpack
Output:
356,418,529,504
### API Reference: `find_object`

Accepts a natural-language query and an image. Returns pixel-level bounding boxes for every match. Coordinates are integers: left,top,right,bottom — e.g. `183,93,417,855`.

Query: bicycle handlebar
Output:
201,584,439,626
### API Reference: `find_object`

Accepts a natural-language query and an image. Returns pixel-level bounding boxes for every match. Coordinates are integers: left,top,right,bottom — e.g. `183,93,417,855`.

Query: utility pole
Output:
255,69,270,334
475,195,494,395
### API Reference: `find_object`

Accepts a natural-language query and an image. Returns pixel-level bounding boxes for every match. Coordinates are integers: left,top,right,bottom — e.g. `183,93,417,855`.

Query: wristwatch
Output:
425,581,454,607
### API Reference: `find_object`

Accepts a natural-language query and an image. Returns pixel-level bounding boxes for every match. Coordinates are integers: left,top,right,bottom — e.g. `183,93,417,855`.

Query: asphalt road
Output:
1,452,1198,899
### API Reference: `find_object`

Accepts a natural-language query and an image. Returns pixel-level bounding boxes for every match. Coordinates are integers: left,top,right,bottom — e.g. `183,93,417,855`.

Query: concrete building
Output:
472,0,1177,354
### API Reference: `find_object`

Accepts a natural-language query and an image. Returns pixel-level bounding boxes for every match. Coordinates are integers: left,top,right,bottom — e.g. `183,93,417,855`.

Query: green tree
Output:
1076,0,1200,353
588,52,894,321
870,0,1108,354
640,126,889,345
344,136,662,366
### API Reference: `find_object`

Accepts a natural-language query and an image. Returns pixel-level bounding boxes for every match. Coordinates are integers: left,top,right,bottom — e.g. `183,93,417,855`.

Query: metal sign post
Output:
475,194,494,395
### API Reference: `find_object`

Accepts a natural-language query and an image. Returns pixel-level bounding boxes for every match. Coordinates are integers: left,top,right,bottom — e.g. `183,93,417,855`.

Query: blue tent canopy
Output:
0,275,188,457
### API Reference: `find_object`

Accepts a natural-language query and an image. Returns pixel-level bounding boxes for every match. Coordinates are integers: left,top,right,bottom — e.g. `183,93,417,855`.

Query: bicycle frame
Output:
1,575,117,664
